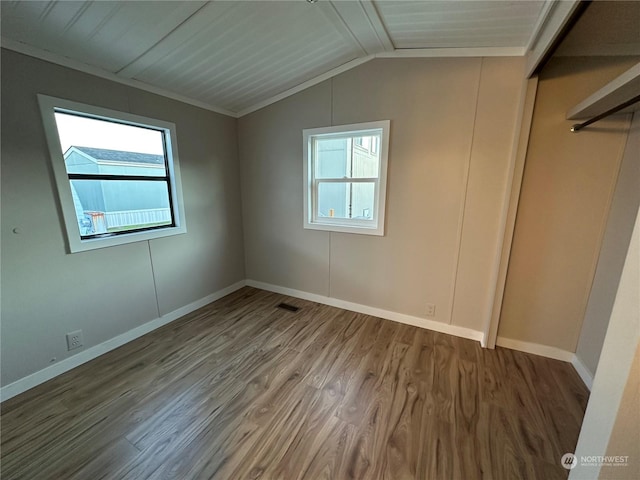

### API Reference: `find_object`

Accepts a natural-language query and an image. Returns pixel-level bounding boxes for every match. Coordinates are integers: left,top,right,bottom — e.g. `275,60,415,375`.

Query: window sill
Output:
304,221,384,236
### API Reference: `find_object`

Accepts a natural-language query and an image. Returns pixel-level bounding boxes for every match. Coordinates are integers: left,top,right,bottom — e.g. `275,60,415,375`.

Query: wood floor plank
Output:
451,359,483,480
420,415,456,480
316,315,374,396
298,419,362,479
0,287,589,480
336,320,401,426
380,345,427,479
3,389,141,479
365,341,413,471
303,311,366,390
425,333,458,423
67,438,142,480
230,384,342,480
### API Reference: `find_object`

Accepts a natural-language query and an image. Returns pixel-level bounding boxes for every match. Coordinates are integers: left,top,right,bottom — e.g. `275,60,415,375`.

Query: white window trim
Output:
303,120,390,236
38,94,187,253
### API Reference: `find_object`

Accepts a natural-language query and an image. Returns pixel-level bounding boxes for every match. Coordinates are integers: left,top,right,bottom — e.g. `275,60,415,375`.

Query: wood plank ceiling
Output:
1,0,547,116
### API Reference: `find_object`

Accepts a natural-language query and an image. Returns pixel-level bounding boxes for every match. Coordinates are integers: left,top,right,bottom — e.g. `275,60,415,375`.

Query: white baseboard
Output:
496,336,575,362
0,280,246,403
571,354,594,391
2,279,595,403
246,279,484,343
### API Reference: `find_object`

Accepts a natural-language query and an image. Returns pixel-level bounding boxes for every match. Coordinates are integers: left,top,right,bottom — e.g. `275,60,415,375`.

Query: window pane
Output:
315,137,349,178
317,182,375,220
54,112,167,177
315,135,380,179
70,179,172,236
351,135,380,178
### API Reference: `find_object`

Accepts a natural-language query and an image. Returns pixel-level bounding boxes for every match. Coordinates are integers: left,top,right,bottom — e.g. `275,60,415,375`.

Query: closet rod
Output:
571,94,640,132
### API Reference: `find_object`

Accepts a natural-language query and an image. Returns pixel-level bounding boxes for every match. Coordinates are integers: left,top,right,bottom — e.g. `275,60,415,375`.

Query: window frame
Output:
38,94,187,253
303,120,390,236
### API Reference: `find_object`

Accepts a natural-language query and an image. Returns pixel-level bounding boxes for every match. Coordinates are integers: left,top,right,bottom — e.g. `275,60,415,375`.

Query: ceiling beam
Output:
525,0,556,52
358,1,395,52
321,0,394,56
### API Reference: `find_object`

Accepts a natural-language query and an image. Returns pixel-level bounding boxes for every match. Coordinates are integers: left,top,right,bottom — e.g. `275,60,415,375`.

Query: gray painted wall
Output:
1,49,245,386
238,57,526,332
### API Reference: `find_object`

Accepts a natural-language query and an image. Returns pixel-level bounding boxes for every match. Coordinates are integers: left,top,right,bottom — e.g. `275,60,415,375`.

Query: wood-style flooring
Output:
0,287,589,479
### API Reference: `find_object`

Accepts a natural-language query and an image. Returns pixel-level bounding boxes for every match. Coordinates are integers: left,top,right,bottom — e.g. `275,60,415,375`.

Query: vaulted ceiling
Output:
1,0,550,116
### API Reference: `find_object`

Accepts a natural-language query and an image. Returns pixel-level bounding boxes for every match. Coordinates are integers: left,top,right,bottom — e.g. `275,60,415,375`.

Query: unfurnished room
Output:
1,1,639,479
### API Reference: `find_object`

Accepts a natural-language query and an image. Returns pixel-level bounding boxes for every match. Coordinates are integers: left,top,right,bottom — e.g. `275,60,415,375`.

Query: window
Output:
303,120,389,236
38,94,187,253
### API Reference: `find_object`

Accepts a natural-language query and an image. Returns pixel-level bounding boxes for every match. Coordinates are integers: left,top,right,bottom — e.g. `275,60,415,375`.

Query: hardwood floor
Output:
0,287,589,479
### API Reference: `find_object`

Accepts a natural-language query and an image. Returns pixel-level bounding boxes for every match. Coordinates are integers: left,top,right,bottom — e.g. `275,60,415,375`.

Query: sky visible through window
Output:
54,112,164,155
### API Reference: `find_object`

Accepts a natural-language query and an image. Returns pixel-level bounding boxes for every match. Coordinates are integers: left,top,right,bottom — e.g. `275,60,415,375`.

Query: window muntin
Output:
303,121,389,236
38,95,187,253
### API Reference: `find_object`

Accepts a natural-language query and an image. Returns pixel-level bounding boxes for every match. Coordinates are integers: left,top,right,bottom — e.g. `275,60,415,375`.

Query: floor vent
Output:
277,302,300,312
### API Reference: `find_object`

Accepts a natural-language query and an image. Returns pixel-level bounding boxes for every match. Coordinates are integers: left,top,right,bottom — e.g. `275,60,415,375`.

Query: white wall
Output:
599,342,640,480
0,50,245,389
570,204,640,480
239,57,526,336
575,112,640,378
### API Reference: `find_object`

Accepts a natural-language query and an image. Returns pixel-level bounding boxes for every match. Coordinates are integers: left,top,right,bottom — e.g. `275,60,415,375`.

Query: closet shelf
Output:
567,62,640,120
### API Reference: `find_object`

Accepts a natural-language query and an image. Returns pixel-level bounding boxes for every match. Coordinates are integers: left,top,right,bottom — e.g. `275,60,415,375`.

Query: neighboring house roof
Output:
66,146,164,165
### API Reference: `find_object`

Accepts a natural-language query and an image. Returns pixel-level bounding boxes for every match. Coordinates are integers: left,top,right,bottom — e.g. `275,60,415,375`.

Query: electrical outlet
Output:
66,330,83,351
426,303,436,317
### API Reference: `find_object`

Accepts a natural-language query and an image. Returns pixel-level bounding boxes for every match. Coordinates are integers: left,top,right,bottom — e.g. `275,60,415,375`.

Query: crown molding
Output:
375,47,526,58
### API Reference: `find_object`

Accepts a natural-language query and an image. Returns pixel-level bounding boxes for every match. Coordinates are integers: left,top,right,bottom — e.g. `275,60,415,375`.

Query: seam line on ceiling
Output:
115,2,211,77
